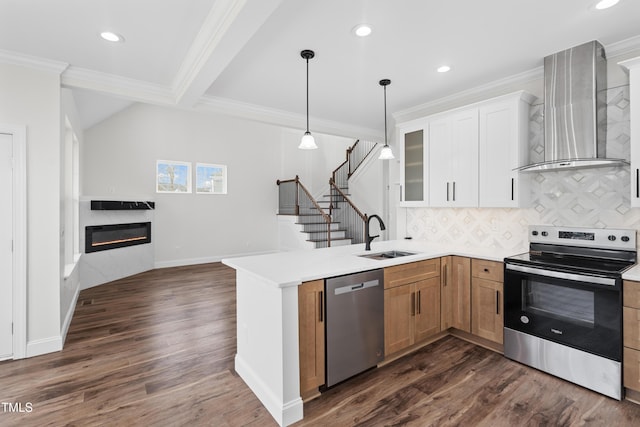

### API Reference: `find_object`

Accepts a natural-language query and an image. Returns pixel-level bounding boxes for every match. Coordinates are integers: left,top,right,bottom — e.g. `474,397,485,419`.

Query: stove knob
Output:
520,315,530,324
541,231,548,237
608,235,616,241
622,236,630,242
531,230,538,236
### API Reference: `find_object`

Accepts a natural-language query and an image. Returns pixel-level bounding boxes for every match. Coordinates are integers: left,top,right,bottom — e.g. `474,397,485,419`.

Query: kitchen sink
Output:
358,250,418,260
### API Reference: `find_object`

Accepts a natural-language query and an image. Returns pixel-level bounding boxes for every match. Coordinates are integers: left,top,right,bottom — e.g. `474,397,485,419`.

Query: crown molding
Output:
0,49,68,74
393,36,640,125
607,34,640,58
61,66,175,105
393,66,543,124
619,56,640,70
196,95,383,142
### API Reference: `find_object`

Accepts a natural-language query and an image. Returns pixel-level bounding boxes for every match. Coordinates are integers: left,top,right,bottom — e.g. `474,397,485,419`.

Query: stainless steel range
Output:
503,225,636,400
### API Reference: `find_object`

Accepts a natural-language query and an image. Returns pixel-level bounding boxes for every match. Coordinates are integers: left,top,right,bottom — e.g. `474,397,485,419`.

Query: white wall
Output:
278,128,353,198
0,63,62,356
348,147,384,215
83,104,283,266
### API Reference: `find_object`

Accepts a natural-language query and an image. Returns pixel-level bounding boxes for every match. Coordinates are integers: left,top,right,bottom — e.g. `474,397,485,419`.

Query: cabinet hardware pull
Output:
446,182,450,201
636,169,639,198
319,291,323,322
452,181,456,201
496,290,500,315
411,292,415,316
400,185,403,202
511,178,514,201
443,264,447,286
484,268,489,272
417,290,421,314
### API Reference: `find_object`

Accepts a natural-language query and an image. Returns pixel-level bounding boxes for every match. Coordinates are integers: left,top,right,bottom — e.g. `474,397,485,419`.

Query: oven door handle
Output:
505,263,617,287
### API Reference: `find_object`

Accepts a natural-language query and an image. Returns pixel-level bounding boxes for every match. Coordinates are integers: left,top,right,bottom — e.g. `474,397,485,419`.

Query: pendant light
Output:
378,79,394,160
299,49,318,149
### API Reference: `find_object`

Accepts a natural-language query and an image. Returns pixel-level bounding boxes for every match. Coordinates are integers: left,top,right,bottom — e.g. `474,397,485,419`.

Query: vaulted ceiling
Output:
1,0,640,139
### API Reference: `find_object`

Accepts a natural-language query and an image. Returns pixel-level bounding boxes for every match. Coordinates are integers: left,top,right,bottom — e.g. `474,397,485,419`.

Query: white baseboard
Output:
154,250,277,269
26,335,62,358
61,285,81,345
235,354,303,427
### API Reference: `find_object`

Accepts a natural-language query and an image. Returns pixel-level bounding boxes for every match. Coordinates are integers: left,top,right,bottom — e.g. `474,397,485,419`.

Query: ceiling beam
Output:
172,0,284,108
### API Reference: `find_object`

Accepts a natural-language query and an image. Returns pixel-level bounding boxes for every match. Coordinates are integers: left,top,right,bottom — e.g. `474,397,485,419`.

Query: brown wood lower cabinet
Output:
298,279,325,397
384,259,441,356
471,259,504,345
384,277,441,355
624,280,640,394
441,256,471,332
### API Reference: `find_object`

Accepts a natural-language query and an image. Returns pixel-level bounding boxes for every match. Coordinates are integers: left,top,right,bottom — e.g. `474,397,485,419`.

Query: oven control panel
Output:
529,225,636,250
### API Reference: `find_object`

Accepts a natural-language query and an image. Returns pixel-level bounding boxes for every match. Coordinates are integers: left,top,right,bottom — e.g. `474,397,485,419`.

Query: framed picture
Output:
196,163,227,194
156,160,192,193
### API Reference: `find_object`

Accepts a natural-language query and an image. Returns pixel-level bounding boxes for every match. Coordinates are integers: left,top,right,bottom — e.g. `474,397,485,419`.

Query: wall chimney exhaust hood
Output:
518,40,628,172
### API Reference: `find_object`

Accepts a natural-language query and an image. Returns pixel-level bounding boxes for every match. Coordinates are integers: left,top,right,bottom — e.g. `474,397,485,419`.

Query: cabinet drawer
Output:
471,259,503,282
624,347,640,392
385,258,440,289
625,306,640,350
624,281,640,309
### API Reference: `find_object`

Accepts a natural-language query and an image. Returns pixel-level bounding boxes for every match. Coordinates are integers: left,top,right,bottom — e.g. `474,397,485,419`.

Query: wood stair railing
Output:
277,176,337,247
277,138,378,248
332,139,378,190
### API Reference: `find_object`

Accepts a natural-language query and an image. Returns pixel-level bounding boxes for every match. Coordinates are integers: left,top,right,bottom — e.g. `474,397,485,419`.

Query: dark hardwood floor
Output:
1,262,640,426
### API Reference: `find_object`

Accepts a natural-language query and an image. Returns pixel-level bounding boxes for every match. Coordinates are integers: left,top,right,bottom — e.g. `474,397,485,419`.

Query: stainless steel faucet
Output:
364,214,386,251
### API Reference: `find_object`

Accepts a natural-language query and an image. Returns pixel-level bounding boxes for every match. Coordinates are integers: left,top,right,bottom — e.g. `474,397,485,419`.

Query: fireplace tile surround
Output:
79,198,154,289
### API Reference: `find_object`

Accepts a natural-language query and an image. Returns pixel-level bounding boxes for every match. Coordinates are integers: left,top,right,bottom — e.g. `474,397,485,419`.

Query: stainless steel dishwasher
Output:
325,269,384,387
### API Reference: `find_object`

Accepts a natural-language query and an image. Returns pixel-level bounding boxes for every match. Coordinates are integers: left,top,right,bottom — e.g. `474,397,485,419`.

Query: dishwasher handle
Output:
333,279,380,295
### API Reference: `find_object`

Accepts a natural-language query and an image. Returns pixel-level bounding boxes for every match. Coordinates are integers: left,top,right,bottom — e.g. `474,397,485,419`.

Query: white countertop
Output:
623,264,640,281
222,239,526,288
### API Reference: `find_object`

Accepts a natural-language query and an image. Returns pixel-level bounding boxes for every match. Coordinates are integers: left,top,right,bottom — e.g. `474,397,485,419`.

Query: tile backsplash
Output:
403,85,640,250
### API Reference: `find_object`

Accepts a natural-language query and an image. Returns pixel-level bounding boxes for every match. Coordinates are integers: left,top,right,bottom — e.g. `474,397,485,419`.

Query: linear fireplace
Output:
85,222,152,253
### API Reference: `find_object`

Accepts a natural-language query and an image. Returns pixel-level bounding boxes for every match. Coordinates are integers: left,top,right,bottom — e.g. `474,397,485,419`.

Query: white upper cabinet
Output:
620,57,640,207
478,92,534,207
397,91,533,208
429,108,479,207
398,119,428,205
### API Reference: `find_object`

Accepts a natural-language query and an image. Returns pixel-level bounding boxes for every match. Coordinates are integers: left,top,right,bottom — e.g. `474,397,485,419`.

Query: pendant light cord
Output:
383,84,387,145
378,79,393,159
306,56,310,133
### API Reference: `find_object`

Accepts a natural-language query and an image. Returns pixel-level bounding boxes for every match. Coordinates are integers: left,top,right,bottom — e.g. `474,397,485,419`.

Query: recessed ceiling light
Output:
352,24,372,37
437,65,451,73
595,0,620,9
100,31,124,43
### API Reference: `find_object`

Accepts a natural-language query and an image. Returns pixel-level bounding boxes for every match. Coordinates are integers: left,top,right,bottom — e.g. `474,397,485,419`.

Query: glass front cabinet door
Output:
399,120,428,205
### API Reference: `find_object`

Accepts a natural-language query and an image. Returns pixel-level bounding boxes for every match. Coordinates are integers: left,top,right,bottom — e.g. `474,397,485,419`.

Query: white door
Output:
0,132,13,359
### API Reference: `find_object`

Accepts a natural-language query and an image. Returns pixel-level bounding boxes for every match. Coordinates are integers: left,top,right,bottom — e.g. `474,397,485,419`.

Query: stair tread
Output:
306,238,353,243
296,221,340,225
302,229,347,234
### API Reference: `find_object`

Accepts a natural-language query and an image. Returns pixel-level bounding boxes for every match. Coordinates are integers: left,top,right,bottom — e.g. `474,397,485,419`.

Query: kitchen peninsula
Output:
222,240,525,426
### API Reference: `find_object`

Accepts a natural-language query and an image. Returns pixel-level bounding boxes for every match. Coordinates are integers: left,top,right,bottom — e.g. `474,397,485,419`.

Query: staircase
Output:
277,140,378,249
